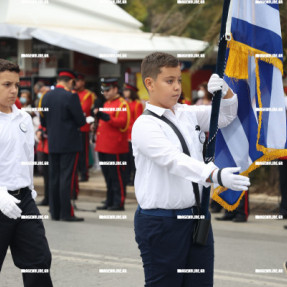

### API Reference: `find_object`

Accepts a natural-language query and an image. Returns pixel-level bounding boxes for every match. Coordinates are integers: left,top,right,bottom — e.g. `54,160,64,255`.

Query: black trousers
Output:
279,160,287,215
78,132,90,180
37,152,49,202
134,209,214,287
0,188,53,287
98,152,128,208
126,141,136,184
49,152,79,220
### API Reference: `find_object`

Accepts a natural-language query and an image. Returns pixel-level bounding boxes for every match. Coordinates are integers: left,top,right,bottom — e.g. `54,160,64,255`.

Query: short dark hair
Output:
130,89,139,101
141,52,180,89
34,81,45,91
57,76,73,82
0,59,20,73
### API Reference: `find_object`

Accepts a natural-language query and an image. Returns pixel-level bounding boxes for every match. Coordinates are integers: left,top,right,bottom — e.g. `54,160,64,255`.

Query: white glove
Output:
207,74,229,96
212,167,250,191
86,116,95,124
0,187,22,219
31,189,37,200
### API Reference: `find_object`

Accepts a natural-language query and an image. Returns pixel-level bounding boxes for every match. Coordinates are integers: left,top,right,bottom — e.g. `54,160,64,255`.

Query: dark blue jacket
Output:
40,85,86,153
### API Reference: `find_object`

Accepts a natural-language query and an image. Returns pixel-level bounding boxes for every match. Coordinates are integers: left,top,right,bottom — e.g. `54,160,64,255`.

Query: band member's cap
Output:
101,78,118,91
76,73,85,80
123,83,138,92
57,69,77,79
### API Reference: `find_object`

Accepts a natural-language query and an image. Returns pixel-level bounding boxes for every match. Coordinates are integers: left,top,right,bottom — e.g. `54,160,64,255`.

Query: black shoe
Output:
284,225,287,230
61,216,84,222
107,206,125,211
232,216,247,223
283,261,287,273
97,205,108,210
215,214,235,221
37,199,49,206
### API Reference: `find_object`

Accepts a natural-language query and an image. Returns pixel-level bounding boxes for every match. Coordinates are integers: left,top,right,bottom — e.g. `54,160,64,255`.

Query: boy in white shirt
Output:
0,59,53,286
132,52,250,287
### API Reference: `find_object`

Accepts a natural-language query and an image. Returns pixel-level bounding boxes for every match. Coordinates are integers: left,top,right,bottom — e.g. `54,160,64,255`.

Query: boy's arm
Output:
189,73,238,131
186,93,237,132
132,118,217,186
27,116,35,194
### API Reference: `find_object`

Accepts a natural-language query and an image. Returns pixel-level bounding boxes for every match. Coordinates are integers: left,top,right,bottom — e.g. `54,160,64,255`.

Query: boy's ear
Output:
144,77,154,93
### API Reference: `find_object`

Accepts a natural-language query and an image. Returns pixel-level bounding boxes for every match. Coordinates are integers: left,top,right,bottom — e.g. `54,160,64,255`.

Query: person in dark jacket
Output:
40,69,86,222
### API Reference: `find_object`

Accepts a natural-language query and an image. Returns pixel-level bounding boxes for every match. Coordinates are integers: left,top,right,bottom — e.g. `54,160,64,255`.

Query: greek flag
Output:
212,0,286,211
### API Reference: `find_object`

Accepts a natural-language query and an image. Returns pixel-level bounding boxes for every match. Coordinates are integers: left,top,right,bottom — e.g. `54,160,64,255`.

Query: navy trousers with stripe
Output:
134,209,214,287
98,152,128,208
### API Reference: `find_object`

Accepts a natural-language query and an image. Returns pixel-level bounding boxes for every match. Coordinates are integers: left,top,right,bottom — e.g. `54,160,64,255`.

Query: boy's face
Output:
146,65,182,109
0,71,20,110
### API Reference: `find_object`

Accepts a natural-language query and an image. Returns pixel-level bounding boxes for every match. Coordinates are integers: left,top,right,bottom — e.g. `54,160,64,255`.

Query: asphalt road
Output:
1,195,287,287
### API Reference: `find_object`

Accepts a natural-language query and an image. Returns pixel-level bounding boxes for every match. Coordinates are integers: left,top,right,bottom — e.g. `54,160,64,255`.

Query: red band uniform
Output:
123,83,143,185
95,78,130,211
76,74,96,182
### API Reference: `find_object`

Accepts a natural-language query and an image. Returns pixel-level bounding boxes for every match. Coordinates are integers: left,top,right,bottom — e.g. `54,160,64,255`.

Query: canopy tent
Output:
0,0,207,63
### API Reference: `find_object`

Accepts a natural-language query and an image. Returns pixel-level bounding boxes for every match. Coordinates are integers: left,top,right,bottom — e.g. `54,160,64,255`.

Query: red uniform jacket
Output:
36,125,49,154
78,89,95,132
127,100,143,141
95,97,130,154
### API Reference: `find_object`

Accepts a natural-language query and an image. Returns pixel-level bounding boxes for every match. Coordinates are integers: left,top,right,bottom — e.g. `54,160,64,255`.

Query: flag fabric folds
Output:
212,0,287,211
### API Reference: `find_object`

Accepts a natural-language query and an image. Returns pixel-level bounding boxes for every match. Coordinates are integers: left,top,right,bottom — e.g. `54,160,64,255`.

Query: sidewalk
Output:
33,168,281,212
33,167,136,199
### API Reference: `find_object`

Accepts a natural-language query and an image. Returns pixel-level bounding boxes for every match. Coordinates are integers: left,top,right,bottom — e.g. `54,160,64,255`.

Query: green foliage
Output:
119,1,286,68
118,0,147,23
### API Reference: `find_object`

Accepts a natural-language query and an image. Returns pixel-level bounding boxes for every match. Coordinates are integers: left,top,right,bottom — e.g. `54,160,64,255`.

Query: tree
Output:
119,1,286,70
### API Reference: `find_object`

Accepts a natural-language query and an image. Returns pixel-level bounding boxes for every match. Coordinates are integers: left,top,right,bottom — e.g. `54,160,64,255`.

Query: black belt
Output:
8,187,29,196
137,205,198,218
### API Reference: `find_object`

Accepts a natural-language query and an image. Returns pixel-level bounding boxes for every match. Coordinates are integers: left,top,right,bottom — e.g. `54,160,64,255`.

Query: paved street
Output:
1,193,287,287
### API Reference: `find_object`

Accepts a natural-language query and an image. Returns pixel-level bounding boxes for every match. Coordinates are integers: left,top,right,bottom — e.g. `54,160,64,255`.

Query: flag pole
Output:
201,0,232,217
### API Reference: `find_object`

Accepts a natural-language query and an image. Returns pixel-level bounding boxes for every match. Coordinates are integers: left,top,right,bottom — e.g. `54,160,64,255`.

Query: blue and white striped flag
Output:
212,0,287,211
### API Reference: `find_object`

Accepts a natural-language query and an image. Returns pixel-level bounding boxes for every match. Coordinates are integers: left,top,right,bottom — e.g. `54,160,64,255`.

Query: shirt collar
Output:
145,102,181,116
0,104,20,118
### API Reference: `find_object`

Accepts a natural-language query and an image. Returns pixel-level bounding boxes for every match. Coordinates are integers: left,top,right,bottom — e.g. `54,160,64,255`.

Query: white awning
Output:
0,0,207,63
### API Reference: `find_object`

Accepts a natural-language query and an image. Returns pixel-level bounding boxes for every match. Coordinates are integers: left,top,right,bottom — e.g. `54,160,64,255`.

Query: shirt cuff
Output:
200,162,218,187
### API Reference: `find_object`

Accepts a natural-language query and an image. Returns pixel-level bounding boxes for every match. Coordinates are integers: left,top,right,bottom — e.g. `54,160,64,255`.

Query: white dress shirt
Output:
132,95,238,209
0,104,34,191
